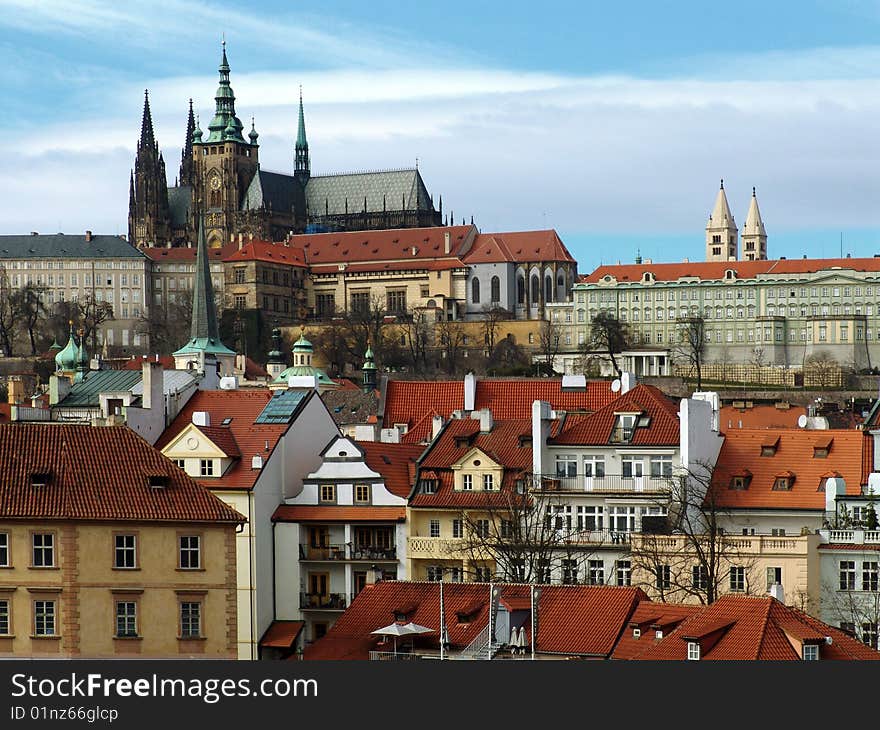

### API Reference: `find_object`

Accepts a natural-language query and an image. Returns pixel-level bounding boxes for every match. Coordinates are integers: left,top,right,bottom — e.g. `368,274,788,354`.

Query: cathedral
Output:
128,43,443,249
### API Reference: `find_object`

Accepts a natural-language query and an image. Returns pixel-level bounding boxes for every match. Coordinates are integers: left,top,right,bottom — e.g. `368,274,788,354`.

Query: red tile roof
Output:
551,384,680,446
0,423,243,524
260,621,304,649
195,425,241,458
465,230,576,264
710,428,866,510
223,239,307,266
303,581,645,660
719,404,806,430
272,506,406,522
611,603,700,660
359,441,423,499
141,244,237,262
155,389,288,490
630,595,880,660
583,257,880,284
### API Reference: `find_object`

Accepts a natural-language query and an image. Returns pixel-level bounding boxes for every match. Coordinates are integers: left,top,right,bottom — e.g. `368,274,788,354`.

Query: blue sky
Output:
2,0,880,272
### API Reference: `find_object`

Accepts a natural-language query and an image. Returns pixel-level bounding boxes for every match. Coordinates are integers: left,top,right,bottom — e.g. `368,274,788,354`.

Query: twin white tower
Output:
705,179,767,262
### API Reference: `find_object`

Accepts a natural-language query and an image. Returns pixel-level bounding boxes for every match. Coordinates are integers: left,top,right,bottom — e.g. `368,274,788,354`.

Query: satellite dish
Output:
797,414,808,428
611,379,621,393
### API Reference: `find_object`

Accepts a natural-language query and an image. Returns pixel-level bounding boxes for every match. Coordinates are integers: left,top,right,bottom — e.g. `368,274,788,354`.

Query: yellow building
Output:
0,424,244,658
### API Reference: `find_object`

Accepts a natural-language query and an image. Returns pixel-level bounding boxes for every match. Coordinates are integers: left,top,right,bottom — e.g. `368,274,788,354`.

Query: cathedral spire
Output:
179,98,196,186
206,40,245,143
191,215,220,343
139,89,155,149
294,86,310,182
705,178,738,262
129,89,170,247
741,186,767,261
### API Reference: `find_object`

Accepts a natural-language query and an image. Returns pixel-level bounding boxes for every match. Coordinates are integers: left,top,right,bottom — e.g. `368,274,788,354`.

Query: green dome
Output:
292,334,313,351
55,326,79,371
273,364,334,386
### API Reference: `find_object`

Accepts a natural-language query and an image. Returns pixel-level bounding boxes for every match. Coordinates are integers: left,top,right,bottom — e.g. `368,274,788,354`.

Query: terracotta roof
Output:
310,259,465,275
0,423,243,523
194,425,241,458
359,441,423,499
582,257,880,284
551,384,680,446
272,506,406,522
155,389,288,490
611,603,700,660
222,239,307,266
719,404,806,430
260,621,304,649
141,244,237,262
464,230,576,264
242,357,269,380
710,428,866,510
303,581,645,660
631,595,880,660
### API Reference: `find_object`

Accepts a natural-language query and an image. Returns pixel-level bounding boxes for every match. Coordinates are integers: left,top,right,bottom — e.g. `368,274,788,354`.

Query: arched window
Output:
491,276,500,304
545,275,553,303
557,272,566,300
531,274,539,303
471,278,480,304
517,276,525,304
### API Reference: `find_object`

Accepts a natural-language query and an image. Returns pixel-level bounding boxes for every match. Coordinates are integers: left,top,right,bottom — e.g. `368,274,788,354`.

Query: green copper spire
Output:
294,86,310,180
55,321,79,372
206,40,245,143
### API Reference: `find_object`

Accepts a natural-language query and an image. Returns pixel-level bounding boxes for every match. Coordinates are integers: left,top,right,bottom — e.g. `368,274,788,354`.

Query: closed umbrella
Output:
517,626,527,652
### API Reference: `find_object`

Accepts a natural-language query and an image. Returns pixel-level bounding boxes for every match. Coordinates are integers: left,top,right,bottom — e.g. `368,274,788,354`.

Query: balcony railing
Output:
538,473,674,494
368,651,422,661
407,536,466,559
822,529,880,545
299,592,348,610
299,544,397,561
630,533,812,555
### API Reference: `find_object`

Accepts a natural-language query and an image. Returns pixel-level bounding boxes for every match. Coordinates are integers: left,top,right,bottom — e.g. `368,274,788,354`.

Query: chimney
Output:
768,583,785,602
141,360,163,411
192,411,210,427
531,400,553,477
620,371,637,394
431,414,444,441
85,230,93,242
366,565,383,585
463,372,476,412
477,407,493,433
444,231,451,255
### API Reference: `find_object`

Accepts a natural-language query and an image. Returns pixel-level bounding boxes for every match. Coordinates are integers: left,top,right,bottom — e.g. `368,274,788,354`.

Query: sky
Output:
1,0,880,273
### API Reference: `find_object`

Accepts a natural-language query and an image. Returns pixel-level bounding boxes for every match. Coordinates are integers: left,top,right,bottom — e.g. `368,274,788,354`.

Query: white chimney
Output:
432,414,444,441
620,371,637,394
142,360,163,411
192,411,210,427
444,232,451,254
531,400,552,477
477,408,493,433
464,372,476,412
251,454,263,470
768,583,785,602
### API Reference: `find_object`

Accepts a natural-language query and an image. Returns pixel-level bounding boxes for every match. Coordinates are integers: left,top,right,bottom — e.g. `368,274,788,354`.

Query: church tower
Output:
294,87,310,186
179,99,196,187
192,41,260,248
128,90,171,248
705,179,738,262
741,187,767,261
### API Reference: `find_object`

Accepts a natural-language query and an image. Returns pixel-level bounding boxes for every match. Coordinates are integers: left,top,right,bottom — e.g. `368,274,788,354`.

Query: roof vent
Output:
148,475,169,489
30,472,51,487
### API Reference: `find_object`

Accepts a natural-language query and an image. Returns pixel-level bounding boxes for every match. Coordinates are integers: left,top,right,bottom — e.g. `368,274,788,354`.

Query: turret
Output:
294,86,310,184
362,344,377,393
705,179,738,262
741,187,767,261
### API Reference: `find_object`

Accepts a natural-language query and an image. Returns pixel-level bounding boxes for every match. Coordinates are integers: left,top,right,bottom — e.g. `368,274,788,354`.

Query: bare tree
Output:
75,293,114,353
671,316,707,391
435,318,468,375
479,305,510,356
399,306,433,372
487,335,530,376
750,346,766,386
630,461,759,604
537,319,562,376
805,350,841,389
0,269,19,356
11,283,48,355
590,311,629,378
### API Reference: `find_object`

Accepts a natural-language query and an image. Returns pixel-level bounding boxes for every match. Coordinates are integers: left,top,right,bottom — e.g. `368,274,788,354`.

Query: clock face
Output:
210,175,221,190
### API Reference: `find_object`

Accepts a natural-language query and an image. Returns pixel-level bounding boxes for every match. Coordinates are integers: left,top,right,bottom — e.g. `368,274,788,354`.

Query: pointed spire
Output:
741,185,767,262
191,216,220,342
294,86,310,180
139,89,155,148
249,116,259,144
129,171,135,205
709,181,735,226
179,98,196,186
206,39,244,143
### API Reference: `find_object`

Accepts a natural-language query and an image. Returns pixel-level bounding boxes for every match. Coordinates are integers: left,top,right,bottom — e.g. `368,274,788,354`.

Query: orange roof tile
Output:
142,244,237,262
260,621,304,649
222,239,307,266
711,428,865,510
719,405,806,430
358,441,423,499
272,506,406,522
0,424,243,524
464,230,576,264
611,603,700,660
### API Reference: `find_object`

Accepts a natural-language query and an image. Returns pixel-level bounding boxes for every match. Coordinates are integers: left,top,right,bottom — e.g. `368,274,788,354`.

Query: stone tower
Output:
193,41,260,248
128,90,171,248
741,187,767,261
705,179,738,262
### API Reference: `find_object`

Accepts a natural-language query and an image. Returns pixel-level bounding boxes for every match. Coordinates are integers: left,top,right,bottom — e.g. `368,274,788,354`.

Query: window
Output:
840,560,856,590
387,290,407,313
766,567,782,590
0,599,8,635
509,560,527,582
729,475,749,490
315,294,335,318
692,565,708,590
319,484,336,503
34,600,56,636
420,479,437,494
687,642,700,661
583,456,606,480
234,268,245,284
474,566,492,582
462,474,473,491
770,528,785,537
354,484,370,504
862,622,878,649
116,601,138,638
114,535,137,569
588,560,605,586
199,459,214,477
429,520,440,538
452,520,463,538
802,644,819,661
609,506,636,533
483,474,494,491
772,476,792,490
234,294,246,309
32,533,54,567
649,456,672,479
556,455,577,478
655,565,671,590
612,414,637,442
350,291,369,314
179,535,201,570
536,560,551,584
616,560,631,586
474,520,490,539
562,559,578,584
0,532,7,567
862,561,879,592
180,602,201,638
577,506,604,532
729,566,746,592
471,278,480,304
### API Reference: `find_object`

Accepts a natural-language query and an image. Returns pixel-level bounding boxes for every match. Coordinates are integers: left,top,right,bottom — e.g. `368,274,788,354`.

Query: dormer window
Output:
813,437,833,458
802,644,819,661
420,479,437,494
611,414,638,443
729,474,751,490
632,627,641,639
772,472,795,491
148,475,169,489
687,641,700,660
761,436,780,457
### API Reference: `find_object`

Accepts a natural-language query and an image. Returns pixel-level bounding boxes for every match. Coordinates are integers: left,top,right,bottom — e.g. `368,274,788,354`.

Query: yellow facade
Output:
0,521,236,658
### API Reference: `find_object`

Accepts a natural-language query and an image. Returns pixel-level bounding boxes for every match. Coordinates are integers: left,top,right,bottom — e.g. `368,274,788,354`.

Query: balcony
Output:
368,651,423,661
299,544,398,561
820,529,880,545
630,533,813,556
299,592,347,611
538,473,674,494
407,536,466,560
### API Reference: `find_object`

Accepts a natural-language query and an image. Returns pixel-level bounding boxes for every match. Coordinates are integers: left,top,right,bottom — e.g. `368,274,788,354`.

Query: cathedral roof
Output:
241,170,301,214
168,185,193,228
306,168,434,217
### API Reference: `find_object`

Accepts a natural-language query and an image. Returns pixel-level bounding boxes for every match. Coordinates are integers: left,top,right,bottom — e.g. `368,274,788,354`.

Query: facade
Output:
0,233,149,352
129,45,442,249
223,239,307,323
155,387,339,659
142,244,228,313
0,423,243,658
273,437,423,644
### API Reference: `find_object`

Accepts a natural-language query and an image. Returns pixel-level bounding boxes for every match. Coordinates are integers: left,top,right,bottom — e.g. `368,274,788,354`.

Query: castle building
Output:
129,43,442,249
